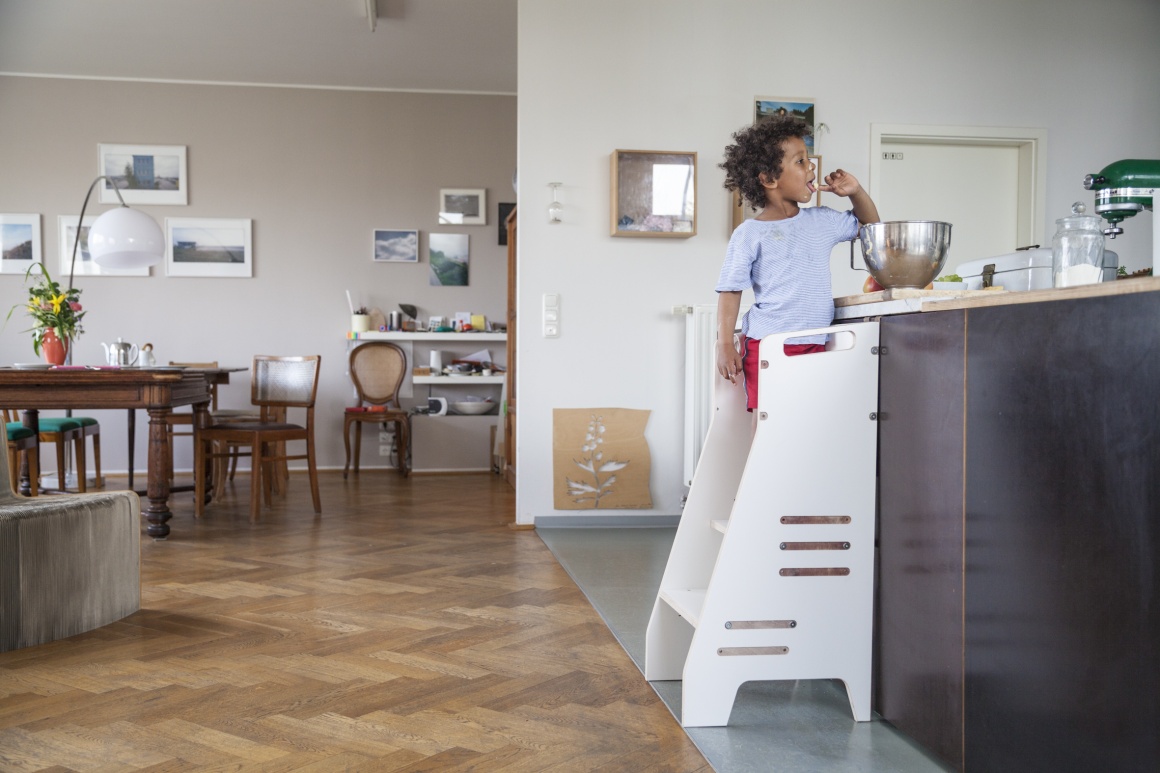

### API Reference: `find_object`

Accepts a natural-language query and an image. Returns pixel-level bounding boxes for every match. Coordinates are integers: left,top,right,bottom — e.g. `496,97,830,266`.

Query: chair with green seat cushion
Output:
4,423,39,497
36,416,101,493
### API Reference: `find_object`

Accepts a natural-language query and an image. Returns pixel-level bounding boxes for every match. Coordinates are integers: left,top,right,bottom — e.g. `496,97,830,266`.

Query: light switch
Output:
543,293,560,338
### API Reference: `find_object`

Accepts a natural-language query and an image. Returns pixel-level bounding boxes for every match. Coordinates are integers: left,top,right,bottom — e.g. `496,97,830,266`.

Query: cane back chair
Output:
343,342,410,478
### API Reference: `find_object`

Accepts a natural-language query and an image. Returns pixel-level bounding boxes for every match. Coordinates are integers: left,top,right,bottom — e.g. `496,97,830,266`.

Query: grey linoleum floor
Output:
537,527,954,773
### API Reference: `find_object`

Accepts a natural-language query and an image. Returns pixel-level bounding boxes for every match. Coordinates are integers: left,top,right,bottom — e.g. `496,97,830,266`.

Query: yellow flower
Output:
50,293,67,314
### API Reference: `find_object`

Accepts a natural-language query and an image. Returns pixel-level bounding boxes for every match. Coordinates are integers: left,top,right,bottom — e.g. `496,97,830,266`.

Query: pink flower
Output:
69,302,82,311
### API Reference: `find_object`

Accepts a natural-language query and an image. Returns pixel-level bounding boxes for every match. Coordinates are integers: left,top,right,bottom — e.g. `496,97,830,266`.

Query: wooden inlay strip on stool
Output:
717,646,790,656
780,515,852,524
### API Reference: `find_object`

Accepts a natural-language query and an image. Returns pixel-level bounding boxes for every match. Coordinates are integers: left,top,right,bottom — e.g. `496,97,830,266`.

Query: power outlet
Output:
379,444,392,456
379,429,393,442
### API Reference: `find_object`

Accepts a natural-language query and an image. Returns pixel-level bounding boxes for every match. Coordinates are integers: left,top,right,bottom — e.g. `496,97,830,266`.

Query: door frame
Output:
869,124,1048,248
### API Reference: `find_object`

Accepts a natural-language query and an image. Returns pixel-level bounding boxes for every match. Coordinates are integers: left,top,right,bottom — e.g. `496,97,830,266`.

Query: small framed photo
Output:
498,202,516,245
59,215,150,277
0,213,42,274
98,144,188,205
731,155,822,231
755,97,816,153
373,229,419,262
439,188,486,225
611,150,697,238
428,233,469,286
165,218,253,278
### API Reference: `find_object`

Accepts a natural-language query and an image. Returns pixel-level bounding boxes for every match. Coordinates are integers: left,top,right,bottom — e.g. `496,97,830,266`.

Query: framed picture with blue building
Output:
98,143,188,206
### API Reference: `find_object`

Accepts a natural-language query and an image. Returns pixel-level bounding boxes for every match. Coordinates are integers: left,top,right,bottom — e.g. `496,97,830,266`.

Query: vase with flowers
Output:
7,262,85,365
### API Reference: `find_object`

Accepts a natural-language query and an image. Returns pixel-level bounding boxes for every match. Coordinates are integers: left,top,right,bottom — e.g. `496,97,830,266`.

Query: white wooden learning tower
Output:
645,320,881,726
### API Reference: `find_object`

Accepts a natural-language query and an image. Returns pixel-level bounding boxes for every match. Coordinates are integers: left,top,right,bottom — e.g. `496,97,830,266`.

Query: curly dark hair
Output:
720,116,813,210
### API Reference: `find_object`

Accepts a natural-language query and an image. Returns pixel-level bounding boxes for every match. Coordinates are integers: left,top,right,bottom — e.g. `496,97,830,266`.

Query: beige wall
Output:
0,75,516,474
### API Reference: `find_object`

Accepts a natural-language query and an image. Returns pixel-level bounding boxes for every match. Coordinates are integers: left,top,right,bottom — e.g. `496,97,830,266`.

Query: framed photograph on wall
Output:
731,155,822,231
497,202,516,245
59,215,150,277
373,229,419,262
98,143,188,205
428,233,469,286
165,217,252,277
438,189,486,225
611,150,697,238
0,213,41,274
754,97,816,153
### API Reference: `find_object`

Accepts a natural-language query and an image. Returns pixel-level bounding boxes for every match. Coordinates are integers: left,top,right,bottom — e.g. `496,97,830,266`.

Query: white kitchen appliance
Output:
955,248,1118,291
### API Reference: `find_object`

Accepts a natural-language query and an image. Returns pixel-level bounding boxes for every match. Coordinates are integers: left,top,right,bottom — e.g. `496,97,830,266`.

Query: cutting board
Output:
834,287,1005,307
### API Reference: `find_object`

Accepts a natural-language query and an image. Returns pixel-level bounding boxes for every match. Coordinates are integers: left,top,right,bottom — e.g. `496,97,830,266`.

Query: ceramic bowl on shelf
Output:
451,401,496,415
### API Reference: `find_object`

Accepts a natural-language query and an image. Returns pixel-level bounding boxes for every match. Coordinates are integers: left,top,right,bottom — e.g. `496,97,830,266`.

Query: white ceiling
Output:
0,0,517,94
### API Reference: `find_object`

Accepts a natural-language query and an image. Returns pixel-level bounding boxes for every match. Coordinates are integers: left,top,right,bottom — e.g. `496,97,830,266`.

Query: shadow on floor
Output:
538,527,954,773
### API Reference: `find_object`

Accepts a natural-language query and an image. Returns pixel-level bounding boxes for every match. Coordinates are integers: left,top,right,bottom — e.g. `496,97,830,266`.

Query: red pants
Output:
739,335,825,411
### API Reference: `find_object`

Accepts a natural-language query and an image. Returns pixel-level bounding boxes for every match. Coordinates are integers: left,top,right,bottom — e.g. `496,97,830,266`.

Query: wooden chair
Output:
4,418,39,497
194,355,321,522
3,410,95,493
165,362,260,485
344,342,410,478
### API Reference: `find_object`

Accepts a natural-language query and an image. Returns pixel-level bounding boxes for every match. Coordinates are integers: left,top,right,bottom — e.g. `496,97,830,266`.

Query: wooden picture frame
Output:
610,150,696,238
731,155,822,232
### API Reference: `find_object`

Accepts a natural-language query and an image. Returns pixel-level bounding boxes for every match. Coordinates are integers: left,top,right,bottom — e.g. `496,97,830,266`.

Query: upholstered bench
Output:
0,449,140,653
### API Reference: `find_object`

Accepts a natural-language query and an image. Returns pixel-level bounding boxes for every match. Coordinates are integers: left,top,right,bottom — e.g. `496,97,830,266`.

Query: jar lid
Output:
1055,201,1103,230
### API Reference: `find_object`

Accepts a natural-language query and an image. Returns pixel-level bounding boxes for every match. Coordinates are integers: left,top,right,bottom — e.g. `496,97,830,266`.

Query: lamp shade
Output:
88,207,164,269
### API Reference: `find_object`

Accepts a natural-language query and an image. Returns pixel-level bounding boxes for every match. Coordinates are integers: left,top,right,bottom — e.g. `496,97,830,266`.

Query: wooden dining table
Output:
0,367,212,539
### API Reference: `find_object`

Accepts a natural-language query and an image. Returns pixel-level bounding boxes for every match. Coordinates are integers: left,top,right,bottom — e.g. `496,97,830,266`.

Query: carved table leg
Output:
126,408,136,491
144,407,173,539
19,409,40,497
193,399,213,507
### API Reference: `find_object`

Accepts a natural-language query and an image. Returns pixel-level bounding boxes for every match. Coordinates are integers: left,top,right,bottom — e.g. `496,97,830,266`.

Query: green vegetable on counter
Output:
936,273,963,282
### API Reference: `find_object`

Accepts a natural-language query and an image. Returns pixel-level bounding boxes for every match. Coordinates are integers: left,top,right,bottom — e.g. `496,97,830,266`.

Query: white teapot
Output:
101,337,139,366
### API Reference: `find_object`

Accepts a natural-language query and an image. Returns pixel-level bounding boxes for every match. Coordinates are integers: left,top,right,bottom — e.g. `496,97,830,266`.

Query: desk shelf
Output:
348,331,506,342
346,330,506,473
414,376,505,385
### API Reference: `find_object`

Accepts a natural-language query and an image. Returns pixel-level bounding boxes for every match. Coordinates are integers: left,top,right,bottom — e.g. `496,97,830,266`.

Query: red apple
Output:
862,276,884,293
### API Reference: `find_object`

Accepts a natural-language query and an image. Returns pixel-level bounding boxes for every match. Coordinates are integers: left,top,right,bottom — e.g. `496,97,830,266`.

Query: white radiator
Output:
681,303,750,487
682,304,718,487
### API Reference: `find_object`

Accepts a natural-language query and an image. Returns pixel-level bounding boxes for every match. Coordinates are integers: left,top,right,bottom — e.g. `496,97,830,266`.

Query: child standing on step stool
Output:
715,116,880,411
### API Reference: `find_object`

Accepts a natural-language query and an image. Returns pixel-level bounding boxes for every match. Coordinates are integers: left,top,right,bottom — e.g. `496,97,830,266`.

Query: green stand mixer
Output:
1083,159,1160,274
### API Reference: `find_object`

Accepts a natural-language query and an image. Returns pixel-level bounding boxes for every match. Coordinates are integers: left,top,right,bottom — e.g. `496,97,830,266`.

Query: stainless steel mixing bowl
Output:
858,221,953,289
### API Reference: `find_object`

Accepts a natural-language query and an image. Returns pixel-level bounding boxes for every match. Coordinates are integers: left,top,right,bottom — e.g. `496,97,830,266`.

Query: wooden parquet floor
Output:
0,472,708,772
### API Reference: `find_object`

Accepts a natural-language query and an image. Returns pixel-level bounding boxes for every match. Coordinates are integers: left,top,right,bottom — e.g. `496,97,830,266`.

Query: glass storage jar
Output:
1052,202,1105,288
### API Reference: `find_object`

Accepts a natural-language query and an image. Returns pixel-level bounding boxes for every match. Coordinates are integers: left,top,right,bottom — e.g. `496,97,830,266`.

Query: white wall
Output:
515,0,1160,523
0,76,516,475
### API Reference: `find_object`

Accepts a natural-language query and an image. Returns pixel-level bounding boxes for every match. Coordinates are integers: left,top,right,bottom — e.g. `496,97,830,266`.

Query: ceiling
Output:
0,0,517,94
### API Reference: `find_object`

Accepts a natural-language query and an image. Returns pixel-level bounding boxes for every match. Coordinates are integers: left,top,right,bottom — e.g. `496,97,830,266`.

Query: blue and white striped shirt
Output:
716,207,860,344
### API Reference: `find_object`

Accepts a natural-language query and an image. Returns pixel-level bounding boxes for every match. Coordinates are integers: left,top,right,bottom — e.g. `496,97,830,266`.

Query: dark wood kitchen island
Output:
838,278,1160,772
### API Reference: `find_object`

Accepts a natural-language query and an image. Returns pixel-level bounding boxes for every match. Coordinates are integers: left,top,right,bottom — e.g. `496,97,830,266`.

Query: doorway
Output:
869,124,1047,274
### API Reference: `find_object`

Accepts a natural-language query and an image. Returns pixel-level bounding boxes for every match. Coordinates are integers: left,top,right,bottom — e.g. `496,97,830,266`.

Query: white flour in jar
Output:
1055,264,1103,287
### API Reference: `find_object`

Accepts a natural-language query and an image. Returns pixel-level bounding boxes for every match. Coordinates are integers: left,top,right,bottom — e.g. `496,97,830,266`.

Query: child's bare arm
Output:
716,291,744,383
820,169,880,224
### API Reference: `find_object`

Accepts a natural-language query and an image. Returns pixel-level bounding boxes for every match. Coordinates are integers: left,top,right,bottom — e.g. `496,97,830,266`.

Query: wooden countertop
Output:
834,277,1160,319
